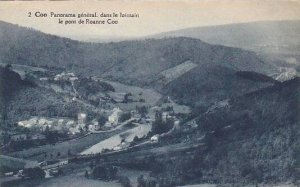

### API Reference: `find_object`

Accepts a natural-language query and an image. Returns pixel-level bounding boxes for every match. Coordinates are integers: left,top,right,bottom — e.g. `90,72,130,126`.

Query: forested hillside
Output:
151,78,300,185
0,21,279,108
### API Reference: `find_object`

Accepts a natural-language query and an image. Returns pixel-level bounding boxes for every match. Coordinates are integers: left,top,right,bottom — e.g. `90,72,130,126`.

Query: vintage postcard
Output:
0,0,299,187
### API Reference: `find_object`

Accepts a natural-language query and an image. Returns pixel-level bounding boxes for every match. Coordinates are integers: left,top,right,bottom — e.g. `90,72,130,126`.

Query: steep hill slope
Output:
121,78,300,186
160,64,277,106
0,65,32,123
162,78,300,184
0,66,100,125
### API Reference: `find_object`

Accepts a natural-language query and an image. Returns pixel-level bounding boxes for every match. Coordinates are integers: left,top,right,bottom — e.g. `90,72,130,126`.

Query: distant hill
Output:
0,21,280,108
152,20,300,55
151,20,300,80
0,21,277,82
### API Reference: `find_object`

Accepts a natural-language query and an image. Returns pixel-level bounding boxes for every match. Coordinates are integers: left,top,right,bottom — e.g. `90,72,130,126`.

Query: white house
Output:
54,72,78,81
18,117,77,134
18,118,38,128
162,112,170,122
39,77,49,81
88,120,101,131
108,108,122,126
11,134,27,141
78,113,87,125
69,77,78,81
31,133,46,140
150,134,159,143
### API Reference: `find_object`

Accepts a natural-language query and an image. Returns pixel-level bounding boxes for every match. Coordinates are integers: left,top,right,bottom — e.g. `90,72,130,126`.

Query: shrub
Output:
93,165,118,180
118,176,132,187
23,167,45,179
120,112,131,122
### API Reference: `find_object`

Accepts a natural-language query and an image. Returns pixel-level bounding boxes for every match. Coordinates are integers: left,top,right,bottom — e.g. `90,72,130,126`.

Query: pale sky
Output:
0,0,299,40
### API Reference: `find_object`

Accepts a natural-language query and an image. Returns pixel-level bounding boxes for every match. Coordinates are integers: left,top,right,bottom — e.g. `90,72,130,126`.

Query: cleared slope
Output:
161,64,277,107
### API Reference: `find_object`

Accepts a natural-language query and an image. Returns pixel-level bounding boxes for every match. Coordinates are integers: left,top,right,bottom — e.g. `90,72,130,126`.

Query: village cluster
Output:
14,107,124,138
0,71,185,181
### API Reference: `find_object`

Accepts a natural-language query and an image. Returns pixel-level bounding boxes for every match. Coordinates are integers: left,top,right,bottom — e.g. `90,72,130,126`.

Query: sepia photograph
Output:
0,0,299,186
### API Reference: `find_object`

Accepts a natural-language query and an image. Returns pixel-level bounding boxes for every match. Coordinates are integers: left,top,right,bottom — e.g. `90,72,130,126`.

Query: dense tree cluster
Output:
23,167,45,179
92,165,118,180
151,111,174,134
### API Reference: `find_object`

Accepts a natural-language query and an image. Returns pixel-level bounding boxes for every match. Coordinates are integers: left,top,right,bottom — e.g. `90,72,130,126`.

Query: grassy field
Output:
0,63,47,79
1,178,46,187
36,173,121,187
0,155,29,170
94,78,162,111
7,127,129,162
0,155,39,174
81,124,151,155
0,159,150,187
36,162,149,187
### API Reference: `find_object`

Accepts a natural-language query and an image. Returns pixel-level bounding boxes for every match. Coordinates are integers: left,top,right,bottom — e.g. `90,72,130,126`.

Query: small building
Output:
66,72,75,77
11,134,28,141
162,112,170,122
78,113,87,125
4,172,14,176
54,72,78,81
131,110,141,119
113,146,122,151
18,119,36,128
69,77,78,81
31,133,46,140
145,117,153,123
120,141,130,149
39,77,49,81
150,134,159,143
37,118,47,125
88,120,101,131
54,74,63,81
108,108,122,126
66,120,75,127
57,119,64,126
68,127,80,135
59,160,68,166
88,123,99,131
